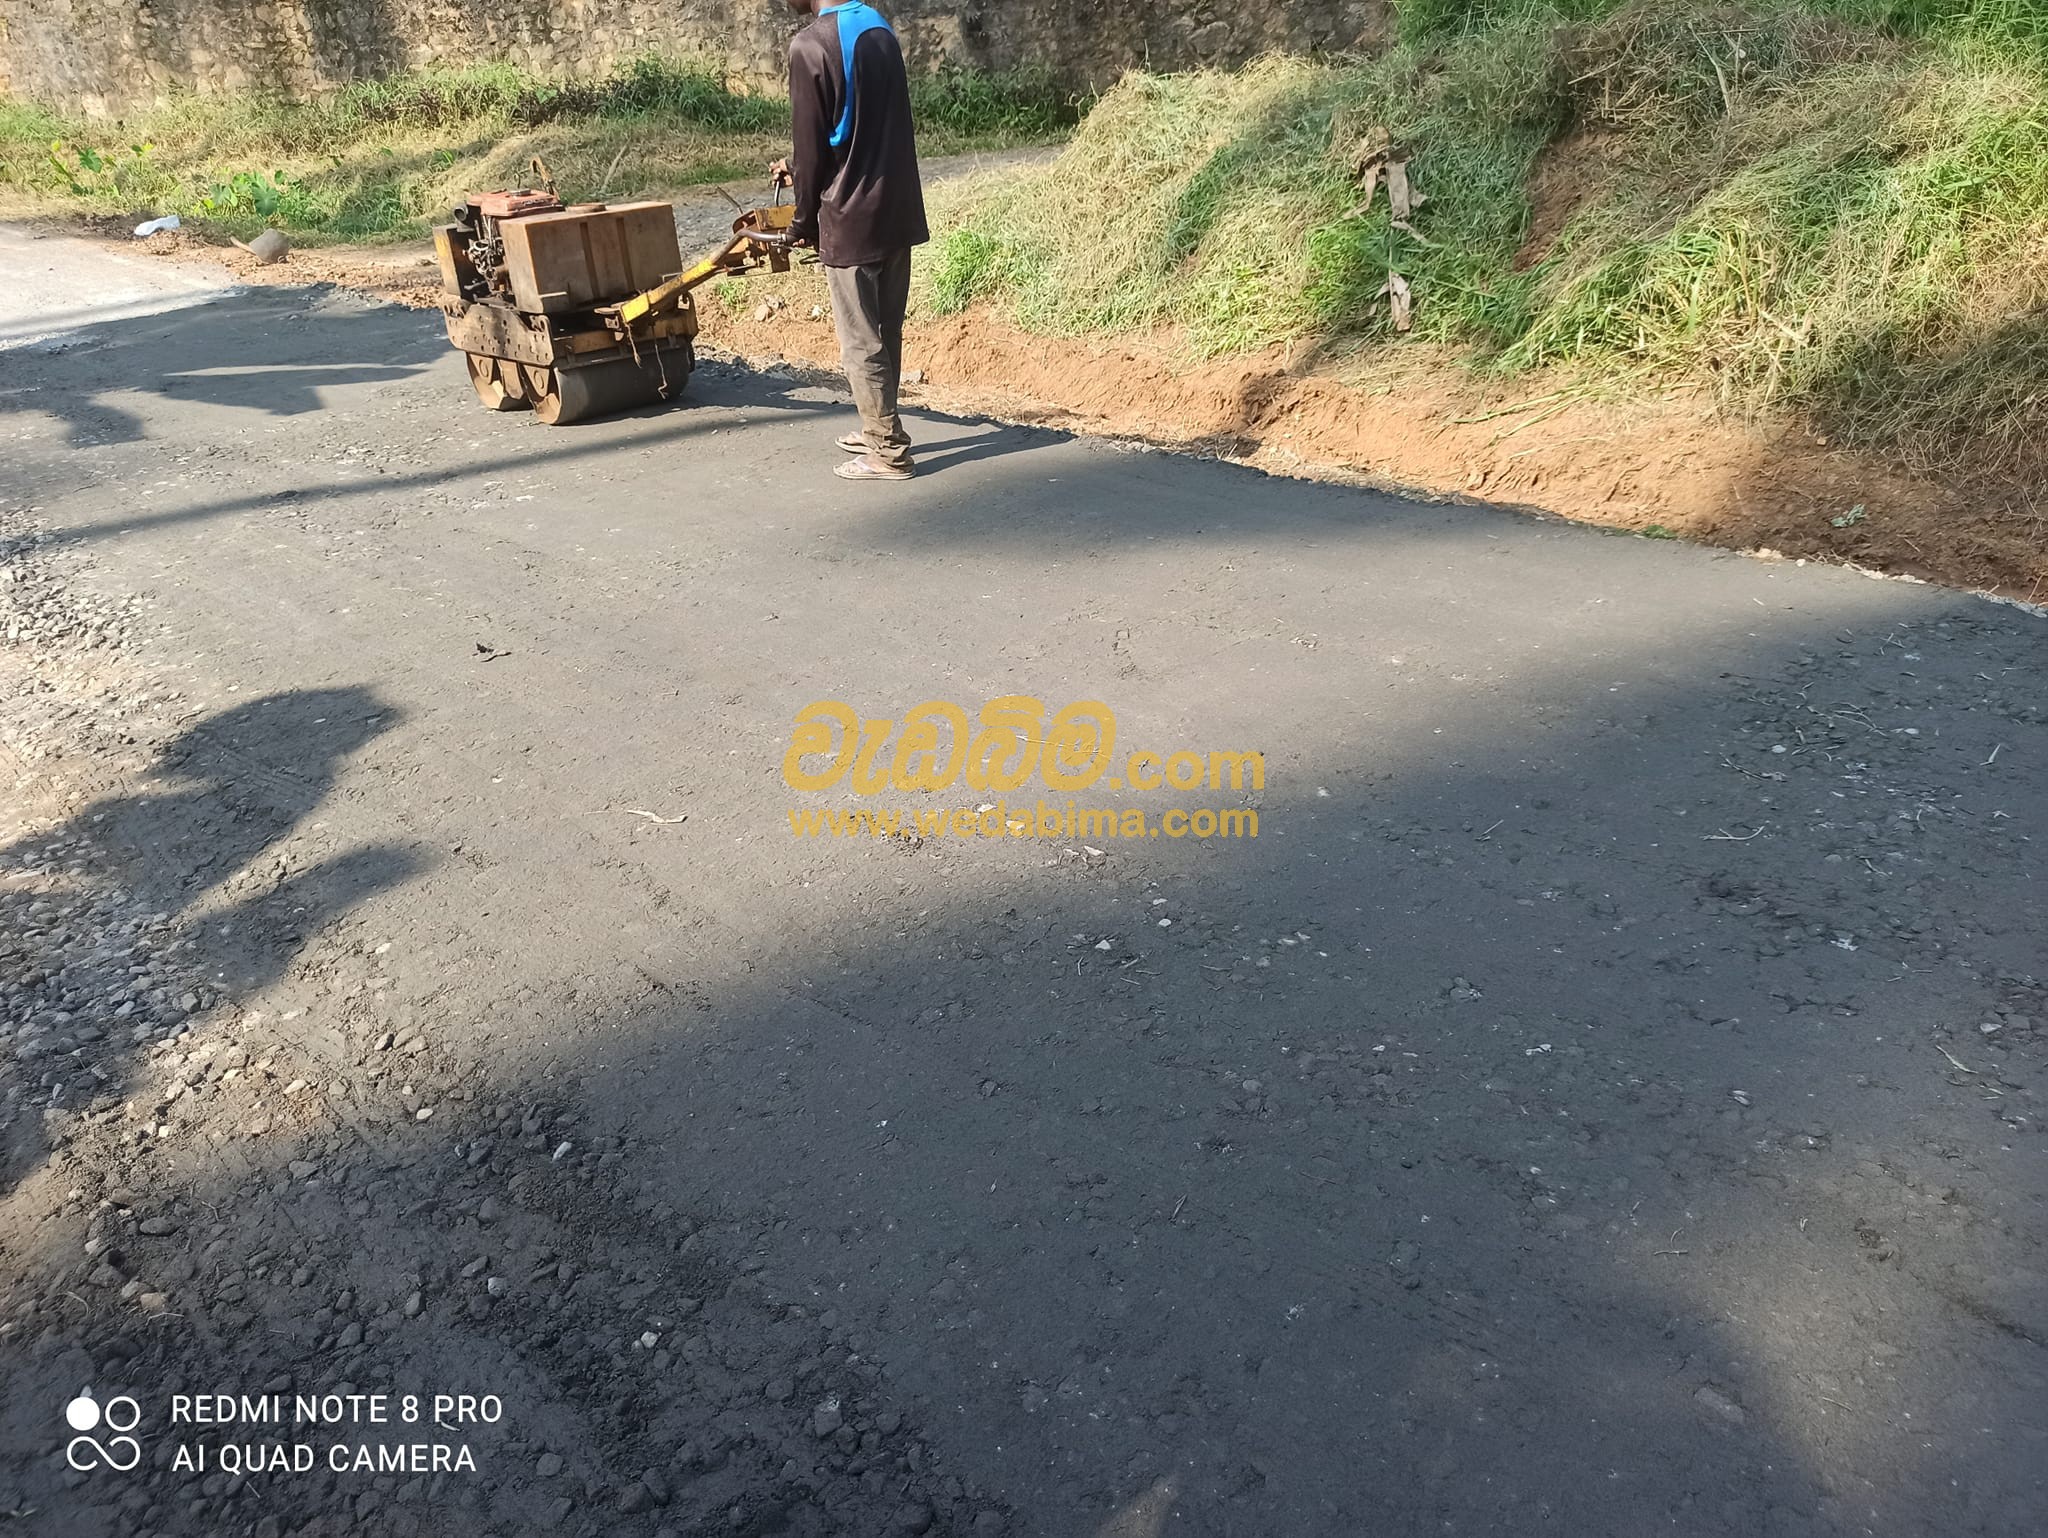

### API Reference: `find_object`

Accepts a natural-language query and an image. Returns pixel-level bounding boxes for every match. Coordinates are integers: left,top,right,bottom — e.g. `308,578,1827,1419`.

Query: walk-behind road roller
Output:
435,161,797,425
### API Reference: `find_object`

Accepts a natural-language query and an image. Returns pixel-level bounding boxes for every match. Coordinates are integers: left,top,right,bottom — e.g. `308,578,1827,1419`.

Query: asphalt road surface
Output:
2,230,2045,1538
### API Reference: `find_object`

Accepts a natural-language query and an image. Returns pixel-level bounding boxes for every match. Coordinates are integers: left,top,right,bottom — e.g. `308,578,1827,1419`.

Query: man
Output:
777,0,929,482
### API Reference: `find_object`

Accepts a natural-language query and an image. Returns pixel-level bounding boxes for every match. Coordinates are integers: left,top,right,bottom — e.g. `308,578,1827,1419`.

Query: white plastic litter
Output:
132,214,181,237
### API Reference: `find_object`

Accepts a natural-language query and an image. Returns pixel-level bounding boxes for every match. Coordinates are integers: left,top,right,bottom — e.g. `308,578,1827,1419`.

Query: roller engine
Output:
444,188,563,304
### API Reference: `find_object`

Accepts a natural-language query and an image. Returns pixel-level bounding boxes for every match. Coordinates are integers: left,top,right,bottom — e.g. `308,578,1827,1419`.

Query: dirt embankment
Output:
91,219,2046,602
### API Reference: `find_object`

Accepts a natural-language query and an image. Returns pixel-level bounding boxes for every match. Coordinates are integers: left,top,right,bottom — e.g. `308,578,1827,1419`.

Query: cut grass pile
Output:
925,0,2048,479
0,57,1077,244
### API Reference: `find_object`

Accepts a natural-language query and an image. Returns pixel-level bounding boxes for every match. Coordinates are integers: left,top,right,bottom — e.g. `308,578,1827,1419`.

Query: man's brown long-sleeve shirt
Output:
787,4,929,268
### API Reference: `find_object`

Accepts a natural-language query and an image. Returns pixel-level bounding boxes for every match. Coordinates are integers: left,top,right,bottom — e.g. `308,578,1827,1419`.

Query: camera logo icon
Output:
63,1389,142,1473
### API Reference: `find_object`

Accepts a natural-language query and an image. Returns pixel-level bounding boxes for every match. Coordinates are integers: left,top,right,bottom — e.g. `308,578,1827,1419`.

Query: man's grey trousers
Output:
825,249,915,470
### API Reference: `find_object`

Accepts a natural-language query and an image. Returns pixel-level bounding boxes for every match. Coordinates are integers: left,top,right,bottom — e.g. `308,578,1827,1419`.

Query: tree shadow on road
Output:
11,570,2034,1538
0,283,442,452
15,572,2042,1536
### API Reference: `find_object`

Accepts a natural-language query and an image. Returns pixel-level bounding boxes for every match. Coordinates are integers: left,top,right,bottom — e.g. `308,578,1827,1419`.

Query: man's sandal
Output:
834,455,914,482
835,433,866,453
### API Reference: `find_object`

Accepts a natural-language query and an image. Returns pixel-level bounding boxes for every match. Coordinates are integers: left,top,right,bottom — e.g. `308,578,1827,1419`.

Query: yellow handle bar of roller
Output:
609,204,799,329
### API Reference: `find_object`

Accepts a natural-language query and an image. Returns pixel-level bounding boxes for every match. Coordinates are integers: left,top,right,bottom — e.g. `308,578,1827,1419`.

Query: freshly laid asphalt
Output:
3,230,2044,1537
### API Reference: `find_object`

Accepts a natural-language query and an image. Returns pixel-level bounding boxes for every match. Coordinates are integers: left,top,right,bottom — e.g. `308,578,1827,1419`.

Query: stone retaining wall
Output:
1,0,1388,115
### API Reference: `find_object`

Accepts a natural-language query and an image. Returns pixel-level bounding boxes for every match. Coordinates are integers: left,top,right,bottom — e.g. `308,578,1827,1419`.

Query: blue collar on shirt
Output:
818,2,892,148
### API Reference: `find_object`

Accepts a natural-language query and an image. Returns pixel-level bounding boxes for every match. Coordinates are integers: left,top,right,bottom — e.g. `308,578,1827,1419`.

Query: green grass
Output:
920,47,1569,350
924,0,2048,478
911,66,1083,142
0,57,1077,244
1398,0,2048,52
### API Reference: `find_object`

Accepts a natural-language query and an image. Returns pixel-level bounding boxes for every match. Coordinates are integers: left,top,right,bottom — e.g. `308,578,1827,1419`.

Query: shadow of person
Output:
94,687,396,912
0,687,424,1191
900,425,1056,475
